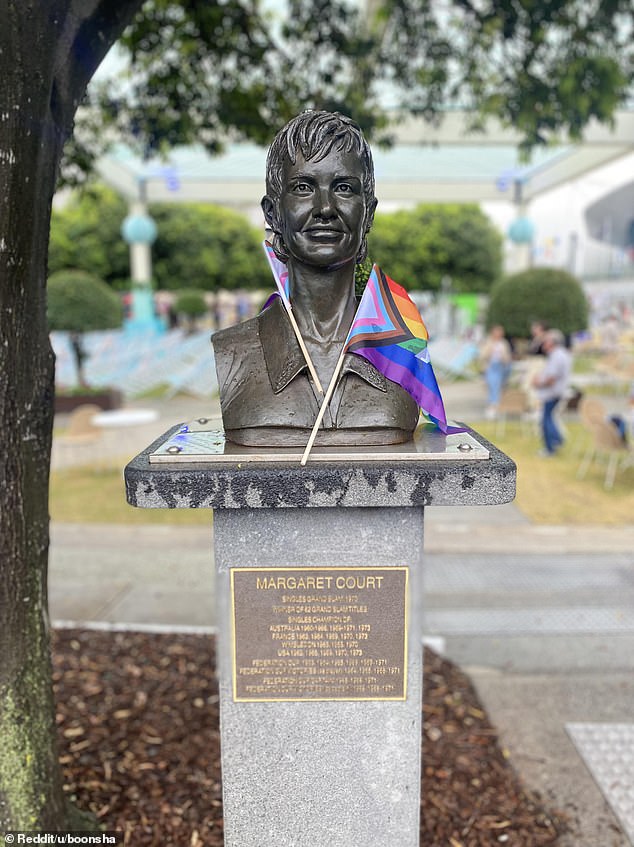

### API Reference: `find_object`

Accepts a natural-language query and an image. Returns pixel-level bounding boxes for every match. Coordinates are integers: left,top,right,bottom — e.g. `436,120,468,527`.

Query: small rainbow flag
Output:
262,240,290,309
345,265,455,432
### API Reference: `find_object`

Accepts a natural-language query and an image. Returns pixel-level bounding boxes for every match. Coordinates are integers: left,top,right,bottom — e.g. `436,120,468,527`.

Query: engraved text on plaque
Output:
231,567,408,701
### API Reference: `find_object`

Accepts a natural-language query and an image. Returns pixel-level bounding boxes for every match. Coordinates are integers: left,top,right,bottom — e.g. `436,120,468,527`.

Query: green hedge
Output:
48,270,123,332
367,203,503,293
173,289,207,317
150,203,269,291
49,185,270,292
486,267,588,337
49,186,130,287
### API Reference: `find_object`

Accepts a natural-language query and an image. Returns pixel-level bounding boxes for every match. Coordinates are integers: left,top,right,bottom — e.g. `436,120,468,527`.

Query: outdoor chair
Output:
495,387,532,437
576,417,633,490
595,352,634,392
52,403,103,471
61,403,102,442
578,395,607,426
574,395,608,458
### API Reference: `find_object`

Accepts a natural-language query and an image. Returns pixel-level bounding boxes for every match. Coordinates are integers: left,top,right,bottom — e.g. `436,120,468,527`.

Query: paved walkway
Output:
50,384,634,846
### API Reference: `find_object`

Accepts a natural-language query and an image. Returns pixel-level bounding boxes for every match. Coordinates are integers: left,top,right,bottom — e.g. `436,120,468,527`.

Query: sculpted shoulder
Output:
211,313,266,403
212,313,260,358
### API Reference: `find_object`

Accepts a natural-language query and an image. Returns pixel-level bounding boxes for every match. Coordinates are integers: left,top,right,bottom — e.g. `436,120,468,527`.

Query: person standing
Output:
532,329,572,455
527,320,549,355
480,324,512,419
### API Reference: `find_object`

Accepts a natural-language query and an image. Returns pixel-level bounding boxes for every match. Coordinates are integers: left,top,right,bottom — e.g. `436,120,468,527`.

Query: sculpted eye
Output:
336,183,352,193
292,182,312,193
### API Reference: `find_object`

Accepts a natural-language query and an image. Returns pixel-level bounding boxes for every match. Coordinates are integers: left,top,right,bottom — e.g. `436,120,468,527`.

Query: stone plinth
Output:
125,425,515,511
125,425,515,847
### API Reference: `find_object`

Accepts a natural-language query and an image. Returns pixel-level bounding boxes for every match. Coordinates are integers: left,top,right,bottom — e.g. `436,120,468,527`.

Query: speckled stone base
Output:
125,424,515,511
214,507,424,847
123,425,515,847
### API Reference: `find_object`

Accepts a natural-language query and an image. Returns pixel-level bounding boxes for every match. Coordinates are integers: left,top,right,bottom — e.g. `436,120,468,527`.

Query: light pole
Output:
507,178,535,271
121,179,163,334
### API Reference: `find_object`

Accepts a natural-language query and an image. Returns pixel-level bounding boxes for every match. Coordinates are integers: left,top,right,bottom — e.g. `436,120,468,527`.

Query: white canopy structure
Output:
95,108,634,283
97,109,634,210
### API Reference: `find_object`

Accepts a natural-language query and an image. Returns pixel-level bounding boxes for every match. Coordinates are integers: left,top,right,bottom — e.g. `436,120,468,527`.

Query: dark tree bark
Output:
0,1,143,830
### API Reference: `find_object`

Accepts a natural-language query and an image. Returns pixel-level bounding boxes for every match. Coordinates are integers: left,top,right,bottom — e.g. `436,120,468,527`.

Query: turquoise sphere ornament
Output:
508,217,535,244
121,213,158,245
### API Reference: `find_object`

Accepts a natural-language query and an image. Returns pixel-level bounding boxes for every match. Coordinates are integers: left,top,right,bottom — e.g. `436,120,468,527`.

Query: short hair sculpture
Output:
264,110,377,264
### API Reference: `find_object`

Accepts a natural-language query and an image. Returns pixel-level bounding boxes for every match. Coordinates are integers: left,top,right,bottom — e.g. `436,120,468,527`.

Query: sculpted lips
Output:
304,226,343,239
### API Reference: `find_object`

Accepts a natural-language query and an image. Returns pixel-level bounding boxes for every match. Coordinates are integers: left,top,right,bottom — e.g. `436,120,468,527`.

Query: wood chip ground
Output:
52,630,567,846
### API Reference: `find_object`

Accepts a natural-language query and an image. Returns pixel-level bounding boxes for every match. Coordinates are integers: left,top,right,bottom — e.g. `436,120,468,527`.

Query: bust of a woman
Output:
212,110,419,447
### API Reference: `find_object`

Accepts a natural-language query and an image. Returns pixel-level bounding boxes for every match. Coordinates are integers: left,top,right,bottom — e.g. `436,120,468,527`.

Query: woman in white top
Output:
480,324,512,418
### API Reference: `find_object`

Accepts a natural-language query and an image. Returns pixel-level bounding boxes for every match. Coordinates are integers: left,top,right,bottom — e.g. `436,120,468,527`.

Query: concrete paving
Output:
49,384,634,846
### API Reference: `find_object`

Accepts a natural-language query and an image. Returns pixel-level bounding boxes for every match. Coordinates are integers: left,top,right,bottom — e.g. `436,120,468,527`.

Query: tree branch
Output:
53,0,145,134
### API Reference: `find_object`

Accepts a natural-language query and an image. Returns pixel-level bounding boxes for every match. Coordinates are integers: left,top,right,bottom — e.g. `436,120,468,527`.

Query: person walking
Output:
480,324,512,419
532,328,572,455
527,320,549,356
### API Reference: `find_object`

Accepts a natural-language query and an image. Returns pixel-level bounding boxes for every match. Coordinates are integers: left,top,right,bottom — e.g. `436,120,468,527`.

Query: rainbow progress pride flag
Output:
345,265,456,432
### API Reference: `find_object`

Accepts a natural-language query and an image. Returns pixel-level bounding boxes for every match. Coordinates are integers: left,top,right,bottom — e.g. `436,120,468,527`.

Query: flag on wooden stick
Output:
345,265,452,431
261,241,323,394
300,265,461,465
263,240,291,303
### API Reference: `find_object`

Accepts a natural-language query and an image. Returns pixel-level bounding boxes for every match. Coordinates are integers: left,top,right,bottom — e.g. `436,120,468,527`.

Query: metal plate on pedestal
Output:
231,567,408,702
148,422,489,463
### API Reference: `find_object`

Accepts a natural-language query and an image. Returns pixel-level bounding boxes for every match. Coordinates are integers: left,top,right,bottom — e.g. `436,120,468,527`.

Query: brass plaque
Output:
230,567,408,702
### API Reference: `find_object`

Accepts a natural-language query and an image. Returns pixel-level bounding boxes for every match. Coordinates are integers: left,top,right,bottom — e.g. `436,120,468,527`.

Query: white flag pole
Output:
284,307,323,395
300,349,346,466
263,242,323,395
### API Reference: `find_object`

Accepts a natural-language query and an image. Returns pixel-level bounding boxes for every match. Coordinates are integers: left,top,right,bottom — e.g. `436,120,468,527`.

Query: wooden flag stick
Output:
300,349,346,466
283,303,324,395
262,240,323,394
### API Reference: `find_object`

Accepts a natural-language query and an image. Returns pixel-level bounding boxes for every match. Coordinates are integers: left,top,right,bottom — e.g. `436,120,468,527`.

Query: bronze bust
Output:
212,111,419,447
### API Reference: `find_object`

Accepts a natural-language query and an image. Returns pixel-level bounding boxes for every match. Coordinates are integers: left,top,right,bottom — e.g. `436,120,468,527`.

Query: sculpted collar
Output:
258,297,387,395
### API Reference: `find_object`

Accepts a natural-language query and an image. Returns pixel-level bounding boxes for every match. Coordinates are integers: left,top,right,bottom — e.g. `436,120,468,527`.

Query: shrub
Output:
354,256,374,296
48,269,123,332
150,203,269,291
486,267,589,338
174,289,207,317
49,186,129,287
368,204,503,293
48,269,123,385
50,185,271,292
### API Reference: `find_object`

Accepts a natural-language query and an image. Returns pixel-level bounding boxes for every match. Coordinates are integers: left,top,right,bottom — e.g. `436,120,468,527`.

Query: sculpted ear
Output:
261,195,290,262
261,196,277,229
366,197,378,233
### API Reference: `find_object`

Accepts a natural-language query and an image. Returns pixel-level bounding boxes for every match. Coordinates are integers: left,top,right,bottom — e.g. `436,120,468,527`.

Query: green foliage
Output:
49,186,129,286
471,4,630,155
354,256,374,297
91,0,391,165
50,188,270,292
388,0,633,155
368,204,502,293
101,0,277,156
61,0,632,181
150,202,269,291
486,267,589,337
47,270,123,332
173,289,207,317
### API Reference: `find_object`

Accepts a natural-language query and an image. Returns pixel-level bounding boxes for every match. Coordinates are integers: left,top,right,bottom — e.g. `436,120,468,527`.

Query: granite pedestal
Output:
125,425,515,847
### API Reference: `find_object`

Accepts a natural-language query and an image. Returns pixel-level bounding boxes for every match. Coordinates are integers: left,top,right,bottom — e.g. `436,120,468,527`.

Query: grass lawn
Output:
50,421,633,526
50,464,209,525
475,419,634,525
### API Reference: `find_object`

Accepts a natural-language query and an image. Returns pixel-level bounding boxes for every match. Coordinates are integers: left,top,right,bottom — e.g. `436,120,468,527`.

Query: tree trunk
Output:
0,0,143,830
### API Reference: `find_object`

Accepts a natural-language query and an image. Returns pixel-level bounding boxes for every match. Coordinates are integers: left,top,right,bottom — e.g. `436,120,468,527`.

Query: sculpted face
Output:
271,148,369,269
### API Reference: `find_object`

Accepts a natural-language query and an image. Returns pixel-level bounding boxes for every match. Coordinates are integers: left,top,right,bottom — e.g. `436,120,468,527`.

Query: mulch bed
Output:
52,629,566,846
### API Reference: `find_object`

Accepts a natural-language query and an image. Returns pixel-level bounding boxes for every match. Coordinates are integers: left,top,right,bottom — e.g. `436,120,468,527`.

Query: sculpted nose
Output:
314,188,335,219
